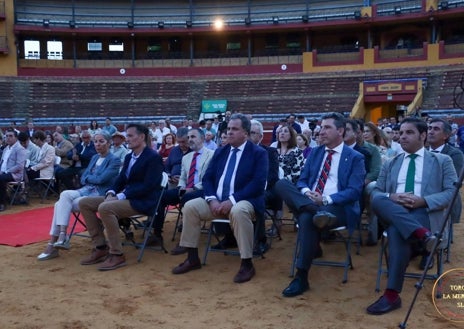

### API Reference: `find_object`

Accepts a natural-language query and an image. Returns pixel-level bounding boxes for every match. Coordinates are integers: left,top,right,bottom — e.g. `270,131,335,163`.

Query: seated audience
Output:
164,128,191,189
78,124,164,271
276,125,305,184
0,130,27,211
275,112,365,297
56,130,96,190
158,133,176,164
366,117,456,315
27,130,56,182
204,131,218,151
152,128,213,253
17,132,40,167
171,114,268,283
110,131,128,170
37,132,121,261
296,133,312,158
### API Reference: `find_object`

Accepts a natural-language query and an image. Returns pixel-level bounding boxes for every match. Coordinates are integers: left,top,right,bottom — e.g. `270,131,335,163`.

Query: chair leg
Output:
171,210,182,242
202,224,215,265
137,214,168,263
290,234,300,278
375,234,387,292
67,212,89,242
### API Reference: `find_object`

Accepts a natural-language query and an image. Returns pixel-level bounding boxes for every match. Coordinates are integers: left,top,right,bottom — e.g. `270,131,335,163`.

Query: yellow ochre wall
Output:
0,0,17,76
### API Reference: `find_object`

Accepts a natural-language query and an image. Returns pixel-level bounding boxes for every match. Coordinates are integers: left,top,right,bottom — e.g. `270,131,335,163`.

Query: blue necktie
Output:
222,148,239,201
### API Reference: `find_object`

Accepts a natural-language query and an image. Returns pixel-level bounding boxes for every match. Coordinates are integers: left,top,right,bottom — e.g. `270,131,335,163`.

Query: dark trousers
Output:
153,188,204,234
55,166,85,190
275,179,345,271
0,173,14,204
371,194,430,292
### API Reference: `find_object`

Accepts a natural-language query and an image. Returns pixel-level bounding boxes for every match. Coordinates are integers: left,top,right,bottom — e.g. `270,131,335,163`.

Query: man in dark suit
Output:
275,112,365,297
366,117,456,315
250,119,280,247
56,130,97,190
78,124,164,271
171,113,268,283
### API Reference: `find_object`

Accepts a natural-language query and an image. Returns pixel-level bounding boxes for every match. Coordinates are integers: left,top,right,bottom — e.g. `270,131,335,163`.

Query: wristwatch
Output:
322,196,328,206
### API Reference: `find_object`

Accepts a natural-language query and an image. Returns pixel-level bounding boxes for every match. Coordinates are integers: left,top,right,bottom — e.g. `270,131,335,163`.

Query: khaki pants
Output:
180,198,255,259
79,196,140,255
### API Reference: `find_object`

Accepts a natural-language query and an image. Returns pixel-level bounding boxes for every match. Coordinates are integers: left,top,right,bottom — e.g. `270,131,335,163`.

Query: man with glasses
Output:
0,130,27,211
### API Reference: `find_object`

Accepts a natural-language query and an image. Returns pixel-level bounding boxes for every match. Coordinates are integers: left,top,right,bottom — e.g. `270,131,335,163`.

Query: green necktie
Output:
405,154,418,193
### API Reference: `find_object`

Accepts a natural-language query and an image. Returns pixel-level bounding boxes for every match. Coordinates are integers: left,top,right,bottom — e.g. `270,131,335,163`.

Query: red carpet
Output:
0,207,86,247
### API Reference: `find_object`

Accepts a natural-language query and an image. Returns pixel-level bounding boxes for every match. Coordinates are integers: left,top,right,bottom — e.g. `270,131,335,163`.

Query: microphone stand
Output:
399,165,464,328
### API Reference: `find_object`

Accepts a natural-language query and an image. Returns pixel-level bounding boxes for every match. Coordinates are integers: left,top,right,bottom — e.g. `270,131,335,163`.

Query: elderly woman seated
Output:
37,131,121,261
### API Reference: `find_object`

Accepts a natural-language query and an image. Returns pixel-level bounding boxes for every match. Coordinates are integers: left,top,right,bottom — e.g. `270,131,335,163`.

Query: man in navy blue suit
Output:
275,112,365,297
172,113,268,283
79,124,164,271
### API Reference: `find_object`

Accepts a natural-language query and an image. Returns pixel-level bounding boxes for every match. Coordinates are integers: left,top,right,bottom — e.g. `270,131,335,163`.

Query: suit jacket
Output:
372,150,457,235
32,142,55,179
296,144,366,232
67,141,97,168
111,146,164,215
178,147,214,190
261,144,279,190
361,141,381,182
55,139,74,168
203,141,268,215
440,144,463,223
1,141,27,182
80,153,121,195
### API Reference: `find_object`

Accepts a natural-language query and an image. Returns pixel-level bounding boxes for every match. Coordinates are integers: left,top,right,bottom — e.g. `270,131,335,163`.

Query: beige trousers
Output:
180,198,255,259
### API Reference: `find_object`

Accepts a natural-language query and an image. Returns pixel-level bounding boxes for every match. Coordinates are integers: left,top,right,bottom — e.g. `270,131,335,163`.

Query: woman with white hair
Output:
37,131,121,261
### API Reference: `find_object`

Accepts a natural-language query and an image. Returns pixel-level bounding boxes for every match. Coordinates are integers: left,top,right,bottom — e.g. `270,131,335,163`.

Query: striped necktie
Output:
186,152,199,188
315,149,335,195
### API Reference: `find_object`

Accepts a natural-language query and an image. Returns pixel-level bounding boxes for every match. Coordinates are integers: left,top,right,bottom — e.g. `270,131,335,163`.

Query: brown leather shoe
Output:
98,254,127,271
233,264,256,283
172,258,201,274
80,247,109,265
170,244,188,255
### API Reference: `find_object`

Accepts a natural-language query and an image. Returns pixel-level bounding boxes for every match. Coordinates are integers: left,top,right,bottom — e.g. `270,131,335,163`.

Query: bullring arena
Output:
1,1,464,328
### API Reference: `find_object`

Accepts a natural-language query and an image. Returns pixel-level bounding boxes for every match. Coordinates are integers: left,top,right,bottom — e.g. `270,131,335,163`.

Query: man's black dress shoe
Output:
419,254,434,270
233,265,256,283
172,258,202,274
366,296,401,315
212,236,238,250
313,211,338,229
282,277,309,297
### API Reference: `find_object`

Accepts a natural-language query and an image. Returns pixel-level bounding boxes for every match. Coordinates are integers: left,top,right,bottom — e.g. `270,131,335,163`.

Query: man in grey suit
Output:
428,118,463,223
0,129,27,211
366,117,457,315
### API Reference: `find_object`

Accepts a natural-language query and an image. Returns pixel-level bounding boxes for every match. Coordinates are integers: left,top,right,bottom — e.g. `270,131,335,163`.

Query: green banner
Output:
201,100,227,113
